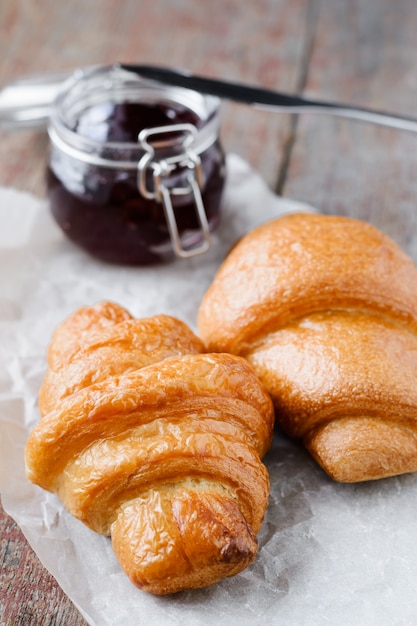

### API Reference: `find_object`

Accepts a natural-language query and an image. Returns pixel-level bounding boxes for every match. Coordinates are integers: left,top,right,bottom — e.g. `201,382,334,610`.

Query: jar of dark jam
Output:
47,64,226,264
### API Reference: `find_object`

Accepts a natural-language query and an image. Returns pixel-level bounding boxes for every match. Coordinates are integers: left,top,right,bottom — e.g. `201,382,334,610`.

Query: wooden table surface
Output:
1,0,417,624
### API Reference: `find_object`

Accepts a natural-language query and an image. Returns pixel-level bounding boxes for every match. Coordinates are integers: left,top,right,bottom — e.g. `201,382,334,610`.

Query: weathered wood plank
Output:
282,0,417,260
0,498,87,625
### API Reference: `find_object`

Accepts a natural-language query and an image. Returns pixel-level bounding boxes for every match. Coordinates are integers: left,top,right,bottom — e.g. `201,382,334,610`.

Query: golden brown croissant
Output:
25,301,274,595
198,212,417,483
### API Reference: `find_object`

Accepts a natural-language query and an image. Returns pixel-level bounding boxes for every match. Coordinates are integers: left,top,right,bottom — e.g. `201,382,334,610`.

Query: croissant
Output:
25,301,274,595
198,212,417,483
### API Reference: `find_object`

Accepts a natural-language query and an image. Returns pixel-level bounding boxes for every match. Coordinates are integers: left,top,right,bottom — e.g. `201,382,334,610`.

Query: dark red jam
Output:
47,101,225,265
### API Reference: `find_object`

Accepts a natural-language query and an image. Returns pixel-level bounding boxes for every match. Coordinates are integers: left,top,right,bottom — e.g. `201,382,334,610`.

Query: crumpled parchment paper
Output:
1,153,417,626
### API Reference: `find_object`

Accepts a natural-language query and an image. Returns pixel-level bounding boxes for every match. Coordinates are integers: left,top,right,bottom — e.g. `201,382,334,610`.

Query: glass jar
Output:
46,64,226,265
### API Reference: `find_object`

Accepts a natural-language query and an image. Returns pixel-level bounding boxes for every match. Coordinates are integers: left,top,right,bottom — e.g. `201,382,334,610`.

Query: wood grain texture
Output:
281,0,417,260
0,497,87,625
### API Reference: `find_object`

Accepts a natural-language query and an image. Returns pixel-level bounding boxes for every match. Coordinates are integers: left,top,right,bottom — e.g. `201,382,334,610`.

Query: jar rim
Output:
48,64,221,167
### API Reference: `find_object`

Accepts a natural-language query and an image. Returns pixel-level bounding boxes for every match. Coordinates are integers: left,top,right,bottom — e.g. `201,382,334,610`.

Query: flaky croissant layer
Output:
25,302,274,595
198,212,417,483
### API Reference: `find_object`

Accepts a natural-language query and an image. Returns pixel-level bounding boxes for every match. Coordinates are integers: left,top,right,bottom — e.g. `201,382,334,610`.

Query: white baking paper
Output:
1,153,417,626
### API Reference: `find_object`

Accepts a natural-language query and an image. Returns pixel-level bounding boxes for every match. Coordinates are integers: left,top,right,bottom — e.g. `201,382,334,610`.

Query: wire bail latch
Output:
137,124,211,258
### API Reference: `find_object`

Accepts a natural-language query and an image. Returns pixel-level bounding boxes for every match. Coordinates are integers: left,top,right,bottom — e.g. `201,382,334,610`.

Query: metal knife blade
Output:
121,64,417,134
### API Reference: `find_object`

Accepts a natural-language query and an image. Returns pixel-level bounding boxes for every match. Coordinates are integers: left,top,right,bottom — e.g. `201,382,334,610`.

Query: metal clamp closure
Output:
137,124,211,258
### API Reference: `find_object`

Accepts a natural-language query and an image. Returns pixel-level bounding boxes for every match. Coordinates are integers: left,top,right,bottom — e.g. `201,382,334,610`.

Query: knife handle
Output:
0,71,72,130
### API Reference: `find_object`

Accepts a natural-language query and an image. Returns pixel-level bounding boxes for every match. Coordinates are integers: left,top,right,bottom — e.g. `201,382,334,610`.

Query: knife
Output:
2,63,417,133
123,64,417,133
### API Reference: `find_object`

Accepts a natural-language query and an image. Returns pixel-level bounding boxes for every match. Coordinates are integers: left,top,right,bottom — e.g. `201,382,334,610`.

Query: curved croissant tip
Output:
305,417,417,483
111,487,258,595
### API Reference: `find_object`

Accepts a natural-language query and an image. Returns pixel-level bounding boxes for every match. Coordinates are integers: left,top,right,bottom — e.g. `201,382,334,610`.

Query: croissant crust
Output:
198,213,417,482
25,301,274,594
